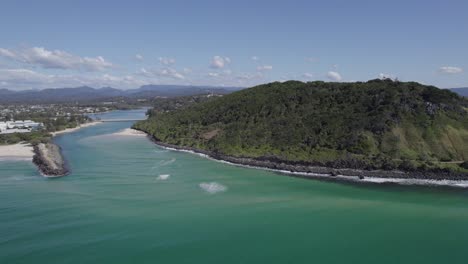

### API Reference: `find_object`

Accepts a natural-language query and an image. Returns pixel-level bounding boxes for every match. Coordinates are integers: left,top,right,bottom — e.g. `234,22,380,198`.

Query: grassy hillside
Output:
134,79,468,173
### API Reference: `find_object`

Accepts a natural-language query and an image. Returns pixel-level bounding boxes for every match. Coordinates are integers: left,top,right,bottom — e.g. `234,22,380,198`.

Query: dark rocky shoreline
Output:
142,135,468,182
32,143,69,177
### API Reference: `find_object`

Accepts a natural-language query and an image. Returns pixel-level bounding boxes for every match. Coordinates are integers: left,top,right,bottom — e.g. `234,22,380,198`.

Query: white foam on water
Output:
6,175,38,181
199,182,227,194
159,158,176,166
157,144,468,188
156,174,170,181
153,149,169,153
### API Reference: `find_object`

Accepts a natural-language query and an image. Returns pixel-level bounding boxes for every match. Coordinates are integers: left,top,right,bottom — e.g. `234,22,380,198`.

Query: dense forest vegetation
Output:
134,79,468,173
146,94,222,115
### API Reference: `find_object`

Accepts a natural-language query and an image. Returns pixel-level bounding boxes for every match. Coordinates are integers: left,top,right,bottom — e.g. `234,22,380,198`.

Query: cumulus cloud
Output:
0,68,52,85
159,57,176,66
160,68,184,79
210,56,231,69
139,67,185,80
326,71,342,81
439,66,463,74
256,65,273,72
0,47,113,71
0,48,16,59
81,56,113,71
135,54,144,61
0,68,146,90
236,72,263,81
302,73,314,79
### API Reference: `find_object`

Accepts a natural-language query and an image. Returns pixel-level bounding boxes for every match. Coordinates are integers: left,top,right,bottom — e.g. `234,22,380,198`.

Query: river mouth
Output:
2,109,468,264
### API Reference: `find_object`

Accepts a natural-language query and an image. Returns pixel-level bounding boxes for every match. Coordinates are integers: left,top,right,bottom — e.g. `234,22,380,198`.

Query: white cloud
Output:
208,68,235,78
256,65,273,72
135,54,144,61
251,56,259,61
159,57,176,66
0,47,113,71
81,56,113,71
98,74,146,86
161,68,184,80
326,71,342,81
236,72,263,81
139,67,185,80
0,68,52,84
0,48,16,59
210,56,231,69
0,68,146,90
302,73,314,79
439,66,463,74
139,68,151,76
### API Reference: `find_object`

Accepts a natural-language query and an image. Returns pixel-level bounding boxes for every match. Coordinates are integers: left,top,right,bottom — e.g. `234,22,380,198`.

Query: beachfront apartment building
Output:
0,123,6,132
0,120,43,134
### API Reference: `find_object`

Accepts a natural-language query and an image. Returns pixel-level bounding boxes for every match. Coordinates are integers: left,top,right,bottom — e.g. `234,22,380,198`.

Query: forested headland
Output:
134,79,468,178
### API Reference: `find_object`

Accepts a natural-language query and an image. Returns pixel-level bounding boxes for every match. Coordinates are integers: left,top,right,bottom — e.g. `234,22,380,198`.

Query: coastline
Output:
1,121,102,173
111,128,147,137
0,143,34,161
51,121,102,136
139,133,468,188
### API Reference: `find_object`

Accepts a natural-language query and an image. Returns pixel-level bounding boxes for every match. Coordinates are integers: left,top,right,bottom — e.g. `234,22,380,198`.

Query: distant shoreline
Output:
139,133,468,188
51,121,102,136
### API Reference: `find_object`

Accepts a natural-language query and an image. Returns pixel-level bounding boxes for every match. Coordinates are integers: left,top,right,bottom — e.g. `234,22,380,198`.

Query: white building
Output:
0,120,43,134
0,123,7,132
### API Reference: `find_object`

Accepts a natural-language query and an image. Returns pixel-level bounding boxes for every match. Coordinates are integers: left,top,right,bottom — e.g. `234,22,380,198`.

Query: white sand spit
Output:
112,128,146,137
52,121,102,136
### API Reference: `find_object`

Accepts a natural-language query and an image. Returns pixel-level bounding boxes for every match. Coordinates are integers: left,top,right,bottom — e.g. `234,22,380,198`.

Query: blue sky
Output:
0,0,466,90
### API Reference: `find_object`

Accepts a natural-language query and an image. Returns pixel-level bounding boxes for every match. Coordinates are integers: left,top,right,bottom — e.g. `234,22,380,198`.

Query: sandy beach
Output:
0,143,34,161
0,122,102,161
51,121,102,136
112,128,147,137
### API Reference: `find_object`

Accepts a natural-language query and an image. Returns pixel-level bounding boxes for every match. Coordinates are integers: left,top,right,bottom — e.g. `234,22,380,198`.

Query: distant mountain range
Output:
0,84,465,104
450,88,468,97
0,85,242,103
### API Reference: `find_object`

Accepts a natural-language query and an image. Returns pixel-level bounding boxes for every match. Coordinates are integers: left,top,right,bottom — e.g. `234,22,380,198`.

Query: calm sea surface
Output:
1,109,468,264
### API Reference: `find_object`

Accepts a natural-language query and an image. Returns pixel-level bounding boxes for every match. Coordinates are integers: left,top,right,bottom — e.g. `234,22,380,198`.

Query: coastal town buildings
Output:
0,120,43,134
